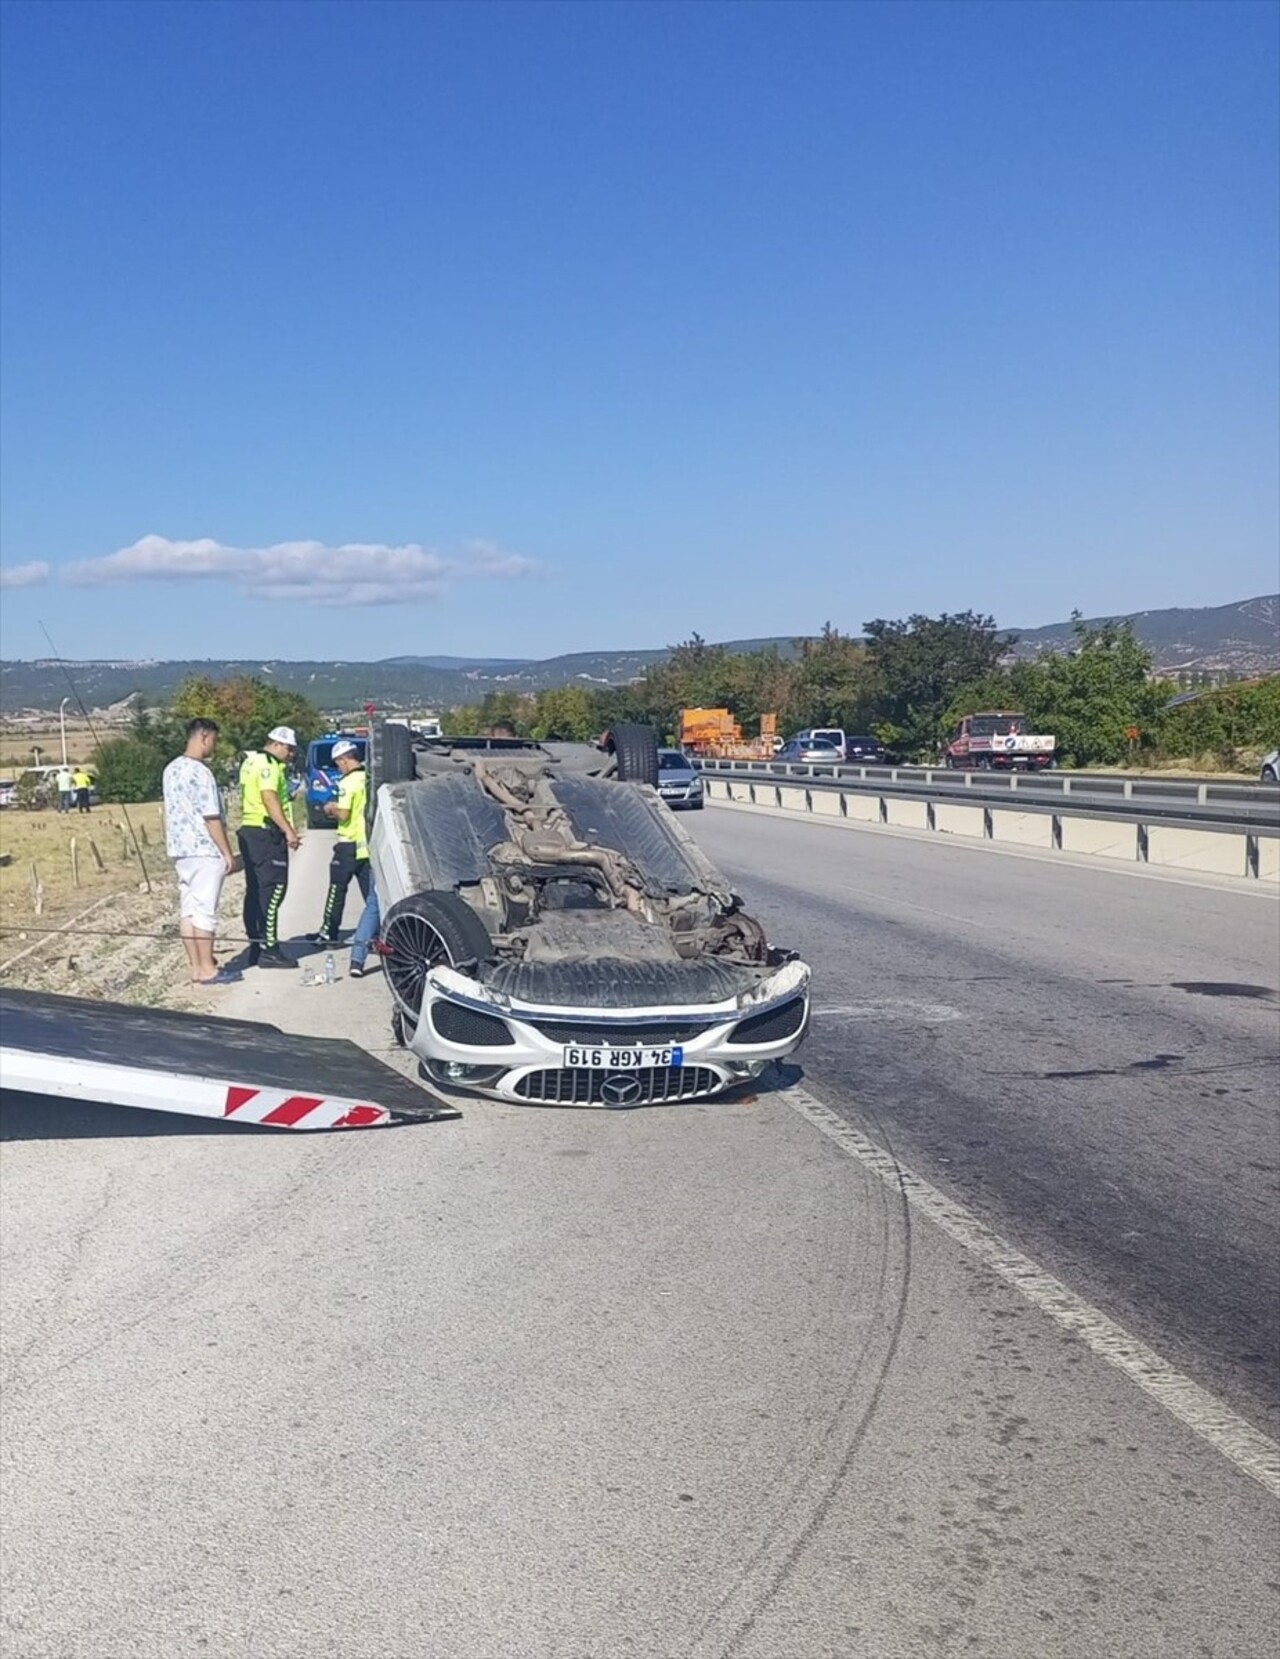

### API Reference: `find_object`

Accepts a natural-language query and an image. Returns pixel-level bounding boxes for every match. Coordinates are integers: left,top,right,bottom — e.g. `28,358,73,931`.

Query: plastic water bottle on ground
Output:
324,953,336,984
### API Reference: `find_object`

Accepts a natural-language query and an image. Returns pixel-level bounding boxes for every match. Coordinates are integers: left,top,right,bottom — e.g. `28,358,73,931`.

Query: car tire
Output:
382,890,494,1023
1263,765,1278,783
370,718,416,788
607,723,660,786
366,718,417,829
306,803,330,830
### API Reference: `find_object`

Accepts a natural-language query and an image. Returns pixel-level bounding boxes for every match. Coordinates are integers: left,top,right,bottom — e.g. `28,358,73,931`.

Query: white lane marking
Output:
777,1081,1280,1498
813,1001,964,1023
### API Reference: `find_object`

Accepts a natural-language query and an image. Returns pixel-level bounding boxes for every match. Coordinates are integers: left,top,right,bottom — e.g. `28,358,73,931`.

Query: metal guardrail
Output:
696,760,1280,833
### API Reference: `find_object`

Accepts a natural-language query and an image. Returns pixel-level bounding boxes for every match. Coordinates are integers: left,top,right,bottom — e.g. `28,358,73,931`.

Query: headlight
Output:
430,965,512,1011
736,959,810,1010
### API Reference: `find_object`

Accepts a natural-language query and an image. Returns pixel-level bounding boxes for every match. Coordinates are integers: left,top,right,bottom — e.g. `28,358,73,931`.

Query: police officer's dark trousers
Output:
319,841,371,939
239,824,289,951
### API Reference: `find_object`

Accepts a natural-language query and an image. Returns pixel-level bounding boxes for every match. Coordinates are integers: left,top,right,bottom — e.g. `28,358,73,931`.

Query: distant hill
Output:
1,602,1274,716
1010,594,1278,674
377,655,533,670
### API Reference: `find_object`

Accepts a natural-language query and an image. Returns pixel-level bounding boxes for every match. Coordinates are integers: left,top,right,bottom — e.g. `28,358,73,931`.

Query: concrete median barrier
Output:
1146,826,1252,879
932,802,987,839
990,809,1052,848
1059,817,1139,862
885,796,930,830
842,791,881,823
703,776,1277,886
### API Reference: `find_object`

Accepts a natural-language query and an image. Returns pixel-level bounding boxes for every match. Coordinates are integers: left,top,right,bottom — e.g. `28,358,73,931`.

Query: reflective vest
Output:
335,767,368,858
239,751,287,828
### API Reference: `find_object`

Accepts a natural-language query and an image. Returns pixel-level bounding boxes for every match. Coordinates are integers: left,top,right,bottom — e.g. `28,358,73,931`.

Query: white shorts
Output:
174,856,225,933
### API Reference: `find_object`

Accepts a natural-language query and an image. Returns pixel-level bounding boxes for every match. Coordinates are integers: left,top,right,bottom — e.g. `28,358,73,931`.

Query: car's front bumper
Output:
406,959,811,1105
657,782,704,808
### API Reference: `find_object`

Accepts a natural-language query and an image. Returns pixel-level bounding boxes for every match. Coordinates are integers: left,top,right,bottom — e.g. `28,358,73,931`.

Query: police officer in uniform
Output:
307,739,370,944
238,725,300,967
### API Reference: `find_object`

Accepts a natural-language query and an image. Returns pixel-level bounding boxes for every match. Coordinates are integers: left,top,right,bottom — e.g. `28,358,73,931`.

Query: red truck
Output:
944,711,1056,771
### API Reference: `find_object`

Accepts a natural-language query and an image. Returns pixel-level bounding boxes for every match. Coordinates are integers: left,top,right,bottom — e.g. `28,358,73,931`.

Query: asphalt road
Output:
691,803,1280,1437
2,815,1278,1658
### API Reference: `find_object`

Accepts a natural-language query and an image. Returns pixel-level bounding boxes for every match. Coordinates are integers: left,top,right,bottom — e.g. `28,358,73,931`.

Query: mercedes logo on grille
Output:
601,1073,643,1107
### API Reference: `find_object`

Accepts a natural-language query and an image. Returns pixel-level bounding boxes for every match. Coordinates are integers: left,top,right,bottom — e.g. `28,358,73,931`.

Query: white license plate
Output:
563,1045,683,1070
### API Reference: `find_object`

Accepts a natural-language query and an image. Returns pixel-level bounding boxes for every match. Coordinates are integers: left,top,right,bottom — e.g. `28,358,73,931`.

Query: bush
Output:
1157,676,1280,768
93,737,166,803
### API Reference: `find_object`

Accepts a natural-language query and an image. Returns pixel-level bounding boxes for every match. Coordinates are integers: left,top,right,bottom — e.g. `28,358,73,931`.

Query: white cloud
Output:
62,535,543,607
0,561,51,590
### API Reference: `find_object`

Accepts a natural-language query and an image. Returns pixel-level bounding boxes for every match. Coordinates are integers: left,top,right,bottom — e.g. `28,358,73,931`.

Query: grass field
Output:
0,789,308,1009
0,801,168,930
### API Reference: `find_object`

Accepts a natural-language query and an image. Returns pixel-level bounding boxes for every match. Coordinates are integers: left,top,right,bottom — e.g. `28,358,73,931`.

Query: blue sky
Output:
1,0,1276,663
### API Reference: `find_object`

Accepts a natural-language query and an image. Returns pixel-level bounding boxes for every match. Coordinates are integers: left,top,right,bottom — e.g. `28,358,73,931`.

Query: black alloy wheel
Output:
381,890,494,1022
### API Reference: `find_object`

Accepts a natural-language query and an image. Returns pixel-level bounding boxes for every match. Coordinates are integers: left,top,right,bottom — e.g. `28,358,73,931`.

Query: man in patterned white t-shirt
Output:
162,718,241,987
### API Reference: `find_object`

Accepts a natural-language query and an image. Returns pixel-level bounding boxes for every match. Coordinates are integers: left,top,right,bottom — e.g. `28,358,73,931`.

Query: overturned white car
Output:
365,722,810,1106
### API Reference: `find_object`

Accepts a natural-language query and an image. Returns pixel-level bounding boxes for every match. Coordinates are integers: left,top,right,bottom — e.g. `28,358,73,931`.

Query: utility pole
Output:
59,697,70,765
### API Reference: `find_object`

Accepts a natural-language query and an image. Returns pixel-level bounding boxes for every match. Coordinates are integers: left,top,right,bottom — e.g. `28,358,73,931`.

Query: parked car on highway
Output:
843,734,886,764
792,727,852,759
656,748,704,810
774,737,842,764
304,732,368,829
1261,749,1279,784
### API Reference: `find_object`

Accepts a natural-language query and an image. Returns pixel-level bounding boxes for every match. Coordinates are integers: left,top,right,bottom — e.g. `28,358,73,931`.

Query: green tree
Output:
1158,674,1280,767
93,736,168,803
101,676,325,800
1028,620,1167,766
442,703,483,737
787,624,873,730
529,685,597,741
477,691,528,735
864,611,1014,757
947,619,1169,767
170,675,322,757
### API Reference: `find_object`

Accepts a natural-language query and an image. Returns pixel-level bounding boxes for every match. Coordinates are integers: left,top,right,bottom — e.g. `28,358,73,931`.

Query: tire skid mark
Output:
687,1100,916,1659
780,1082,1280,1499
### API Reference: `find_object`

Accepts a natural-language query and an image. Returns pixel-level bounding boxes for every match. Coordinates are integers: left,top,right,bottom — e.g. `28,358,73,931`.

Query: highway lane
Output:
1,824,1278,1658
693,802,1280,1435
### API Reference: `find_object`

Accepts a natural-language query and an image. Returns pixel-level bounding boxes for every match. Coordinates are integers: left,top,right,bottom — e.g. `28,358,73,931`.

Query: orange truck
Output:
680,708,779,760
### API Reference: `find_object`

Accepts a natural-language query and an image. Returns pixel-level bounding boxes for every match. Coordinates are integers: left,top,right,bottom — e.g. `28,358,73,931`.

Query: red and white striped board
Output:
0,1048,392,1130
222,1083,388,1129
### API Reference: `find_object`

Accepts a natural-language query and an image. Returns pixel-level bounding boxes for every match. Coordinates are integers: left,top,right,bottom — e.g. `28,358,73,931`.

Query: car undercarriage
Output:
365,725,811,1105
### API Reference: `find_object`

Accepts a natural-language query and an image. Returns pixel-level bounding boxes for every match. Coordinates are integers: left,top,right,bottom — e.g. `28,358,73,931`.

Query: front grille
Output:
430,1000,516,1046
727,996,807,1045
528,1019,713,1046
513,1066,722,1105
